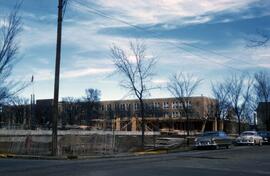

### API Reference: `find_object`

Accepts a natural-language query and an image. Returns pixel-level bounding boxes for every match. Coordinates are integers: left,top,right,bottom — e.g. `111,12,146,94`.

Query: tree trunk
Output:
139,99,145,149
237,116,241,135
186,112,190,145
201,119,207,133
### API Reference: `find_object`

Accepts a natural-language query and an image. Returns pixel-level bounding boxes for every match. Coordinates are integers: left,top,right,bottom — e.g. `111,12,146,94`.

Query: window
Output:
120,104,125,110
163,102,169,109
154,102,160,108
164,112,169,118
134,103,139,110
172,102,178,109
106,104,111,111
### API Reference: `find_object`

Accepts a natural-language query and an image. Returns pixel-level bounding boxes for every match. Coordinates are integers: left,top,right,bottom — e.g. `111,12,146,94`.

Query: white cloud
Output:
0,18,8,28
37,58,50,65
180,16,213,25
32,69,54,81
73,57,113,68
257,63,270,68
75,0,259,25
9,0,269,100
32,67,114,81
61,67,114,79
19,24,56,51
152,78,168,84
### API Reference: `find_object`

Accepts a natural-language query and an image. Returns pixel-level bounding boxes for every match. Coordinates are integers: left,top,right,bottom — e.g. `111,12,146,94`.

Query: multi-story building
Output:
94,96,224,135
0,96,240,134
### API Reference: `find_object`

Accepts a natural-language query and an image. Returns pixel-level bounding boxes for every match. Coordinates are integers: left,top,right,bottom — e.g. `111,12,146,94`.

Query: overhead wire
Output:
71,0,256,72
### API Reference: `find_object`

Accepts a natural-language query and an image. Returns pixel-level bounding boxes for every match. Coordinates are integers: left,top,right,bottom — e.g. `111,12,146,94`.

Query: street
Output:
1,146,270,176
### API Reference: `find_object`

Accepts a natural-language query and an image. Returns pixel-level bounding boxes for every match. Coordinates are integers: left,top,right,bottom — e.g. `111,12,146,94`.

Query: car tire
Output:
226,145,231,149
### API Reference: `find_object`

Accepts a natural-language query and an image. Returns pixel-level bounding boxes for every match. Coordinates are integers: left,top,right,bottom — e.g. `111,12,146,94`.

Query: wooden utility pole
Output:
52,0,63,156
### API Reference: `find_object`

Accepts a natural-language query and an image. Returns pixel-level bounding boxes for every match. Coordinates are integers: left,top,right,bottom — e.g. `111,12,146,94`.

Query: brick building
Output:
93,96,224,135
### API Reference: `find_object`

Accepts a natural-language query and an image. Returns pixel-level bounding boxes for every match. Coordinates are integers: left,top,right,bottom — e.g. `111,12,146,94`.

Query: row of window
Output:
101,101,193,111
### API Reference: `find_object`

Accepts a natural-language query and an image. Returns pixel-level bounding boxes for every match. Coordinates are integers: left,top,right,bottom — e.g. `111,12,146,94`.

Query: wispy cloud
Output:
32,67,114,81
2,0,270,100
152,78,168,84
61,67,114,79
75,0,260,25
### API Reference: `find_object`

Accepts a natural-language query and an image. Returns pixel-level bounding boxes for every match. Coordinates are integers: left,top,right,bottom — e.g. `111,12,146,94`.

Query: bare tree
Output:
9,96,30,128
111,41,156,148
61,97,80,126
84,88,101,102
167,72,202,139
83,88,101,123
0,4,22,103
254,71,270,102
211,82,230,120
0,96,30,129
226,74,253,135
198,97,217,133
253,71,270,130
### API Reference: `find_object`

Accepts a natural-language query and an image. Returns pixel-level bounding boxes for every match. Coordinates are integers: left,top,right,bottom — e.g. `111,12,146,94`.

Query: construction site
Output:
0,96,244,157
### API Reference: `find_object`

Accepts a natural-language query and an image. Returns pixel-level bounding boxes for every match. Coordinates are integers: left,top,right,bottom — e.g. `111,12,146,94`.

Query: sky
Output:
0,0,270,101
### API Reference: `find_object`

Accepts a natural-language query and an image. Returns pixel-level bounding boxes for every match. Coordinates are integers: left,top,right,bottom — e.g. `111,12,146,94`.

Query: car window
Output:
258,132,267,136
241,132,256,136
201,132,219,137
219,132,227,137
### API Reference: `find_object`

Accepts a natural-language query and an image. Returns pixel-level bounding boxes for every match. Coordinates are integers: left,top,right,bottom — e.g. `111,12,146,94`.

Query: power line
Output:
71,0,254,72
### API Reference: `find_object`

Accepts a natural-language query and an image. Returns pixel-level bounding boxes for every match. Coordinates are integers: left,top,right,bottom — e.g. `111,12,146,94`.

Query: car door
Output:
217,132,230,145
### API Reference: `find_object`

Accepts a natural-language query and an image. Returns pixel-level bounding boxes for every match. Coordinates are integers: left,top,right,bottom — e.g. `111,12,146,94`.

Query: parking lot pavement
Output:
0,145,270,176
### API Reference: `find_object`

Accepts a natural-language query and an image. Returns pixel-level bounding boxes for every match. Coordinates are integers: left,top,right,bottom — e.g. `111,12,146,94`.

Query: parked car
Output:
154,137,184,149
258,131,270,144
145,137,184,150
194,131,232,149
235,131,263,146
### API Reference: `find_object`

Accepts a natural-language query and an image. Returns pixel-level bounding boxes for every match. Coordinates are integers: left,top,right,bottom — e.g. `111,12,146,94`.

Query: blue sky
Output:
0,0,270,101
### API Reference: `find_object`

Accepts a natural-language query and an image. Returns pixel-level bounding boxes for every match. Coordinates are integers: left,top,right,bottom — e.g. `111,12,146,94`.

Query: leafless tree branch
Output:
110,40,157,148
254,71,270,102
167,72,202,136
224,74,253,134
0,3,25,103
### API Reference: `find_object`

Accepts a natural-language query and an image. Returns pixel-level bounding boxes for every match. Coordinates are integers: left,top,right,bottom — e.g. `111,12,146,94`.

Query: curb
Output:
0,147,193,160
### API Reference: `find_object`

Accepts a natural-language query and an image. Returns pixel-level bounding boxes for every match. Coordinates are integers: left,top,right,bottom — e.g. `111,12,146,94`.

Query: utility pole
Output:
52,0,63,156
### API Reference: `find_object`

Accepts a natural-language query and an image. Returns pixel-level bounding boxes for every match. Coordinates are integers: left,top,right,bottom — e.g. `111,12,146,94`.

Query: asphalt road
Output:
1,145,270,176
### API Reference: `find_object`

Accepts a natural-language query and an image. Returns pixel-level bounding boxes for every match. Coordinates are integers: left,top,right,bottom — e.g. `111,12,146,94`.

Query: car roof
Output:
203,131,225,134
242,131,256,133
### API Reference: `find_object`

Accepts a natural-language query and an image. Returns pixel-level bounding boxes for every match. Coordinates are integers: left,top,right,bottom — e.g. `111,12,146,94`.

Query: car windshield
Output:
241,132,256,136
201,132,220,137
258,131,270,137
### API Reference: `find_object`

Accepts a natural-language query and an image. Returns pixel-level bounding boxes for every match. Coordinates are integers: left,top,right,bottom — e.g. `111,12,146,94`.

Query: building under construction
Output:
92,96,225,135
1,96,234,134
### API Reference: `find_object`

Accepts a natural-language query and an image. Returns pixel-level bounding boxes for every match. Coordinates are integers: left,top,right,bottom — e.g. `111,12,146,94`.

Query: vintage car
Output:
194,131,232,149
235,131,263,146
154,137,184,149
258,131,270,144
145,137,184,150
